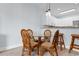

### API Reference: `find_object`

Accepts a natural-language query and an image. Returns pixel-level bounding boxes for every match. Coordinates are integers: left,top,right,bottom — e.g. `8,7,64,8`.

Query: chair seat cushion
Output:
41,42,52,49
24,41,38,48
31,41,38,48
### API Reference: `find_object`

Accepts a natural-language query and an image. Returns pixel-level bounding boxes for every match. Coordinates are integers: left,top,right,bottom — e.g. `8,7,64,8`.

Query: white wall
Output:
42,13,79,26
0,3,41,51
54,15,79,26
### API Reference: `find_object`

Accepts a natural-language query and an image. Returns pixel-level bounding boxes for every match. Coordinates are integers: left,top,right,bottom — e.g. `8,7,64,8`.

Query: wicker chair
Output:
21,29,38,56
69,34,79,53
41,30,59,56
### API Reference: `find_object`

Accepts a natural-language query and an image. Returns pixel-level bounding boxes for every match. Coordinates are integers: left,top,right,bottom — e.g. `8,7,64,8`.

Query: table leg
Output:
37,36,41,55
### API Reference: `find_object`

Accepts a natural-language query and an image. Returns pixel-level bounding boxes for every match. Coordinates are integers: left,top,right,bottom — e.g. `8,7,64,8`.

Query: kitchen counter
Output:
43,25,79,28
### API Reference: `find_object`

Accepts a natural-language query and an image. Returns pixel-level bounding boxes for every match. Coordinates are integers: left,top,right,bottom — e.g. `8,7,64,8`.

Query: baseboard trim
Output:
0,44,21,52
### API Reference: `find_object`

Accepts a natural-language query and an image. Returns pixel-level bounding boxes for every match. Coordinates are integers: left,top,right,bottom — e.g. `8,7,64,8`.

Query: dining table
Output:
33,35,45,55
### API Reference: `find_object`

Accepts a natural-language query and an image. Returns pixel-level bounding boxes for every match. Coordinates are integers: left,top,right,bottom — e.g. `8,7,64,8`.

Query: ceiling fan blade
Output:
59,9,75,14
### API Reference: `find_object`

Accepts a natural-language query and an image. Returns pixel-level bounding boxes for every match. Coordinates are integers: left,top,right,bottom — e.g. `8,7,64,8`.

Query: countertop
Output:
43,25,79,28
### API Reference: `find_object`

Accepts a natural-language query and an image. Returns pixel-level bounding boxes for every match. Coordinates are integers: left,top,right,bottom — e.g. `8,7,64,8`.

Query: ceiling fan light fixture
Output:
45,4,51,16
57,8,61,10
46,11,51,16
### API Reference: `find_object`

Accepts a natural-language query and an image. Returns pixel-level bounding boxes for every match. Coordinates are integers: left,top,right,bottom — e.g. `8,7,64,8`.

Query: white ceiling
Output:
37,3,79,18
0,3,79,18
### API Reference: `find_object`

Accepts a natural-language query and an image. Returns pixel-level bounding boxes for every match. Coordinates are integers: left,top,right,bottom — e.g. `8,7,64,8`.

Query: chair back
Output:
44,30,51,42
27,29,33,37
27,29,35,41
21,29,31,48
52,30,59,45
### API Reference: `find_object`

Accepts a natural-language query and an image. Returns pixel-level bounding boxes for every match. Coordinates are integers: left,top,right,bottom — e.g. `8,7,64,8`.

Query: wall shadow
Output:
0,34,7,52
